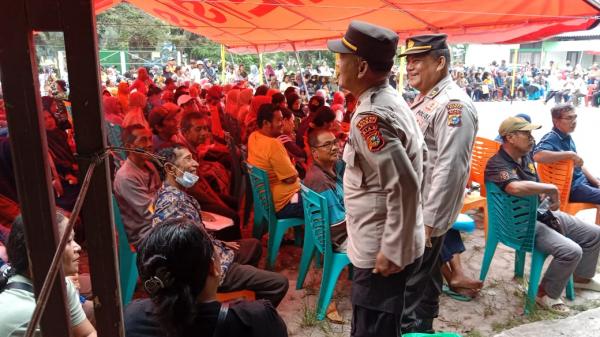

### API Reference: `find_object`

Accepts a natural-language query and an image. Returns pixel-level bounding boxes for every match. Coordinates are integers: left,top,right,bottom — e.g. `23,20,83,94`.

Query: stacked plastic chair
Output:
537,159,600,224
246,163,303,269
479,182,574,314
461,137,501,235
296,185,351,320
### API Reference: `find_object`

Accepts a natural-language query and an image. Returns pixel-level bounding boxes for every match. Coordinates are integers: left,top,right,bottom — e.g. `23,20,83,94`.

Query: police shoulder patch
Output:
446,101,463,127
356,114,385,152
499,171,510,181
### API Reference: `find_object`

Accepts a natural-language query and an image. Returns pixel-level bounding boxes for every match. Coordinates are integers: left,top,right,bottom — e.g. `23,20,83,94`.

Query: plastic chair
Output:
296,185,351,320
112,196,139,306
246,163,303,269
462,137,500,235
537,160,600,224
479,182,574,314
216,290,256,303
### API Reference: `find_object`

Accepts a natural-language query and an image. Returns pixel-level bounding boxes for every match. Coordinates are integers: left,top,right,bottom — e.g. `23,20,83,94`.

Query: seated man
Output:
303,129,347,251
485,116,600,313
533,104,600,204
152,145,289,307
148,105,180,152
247,104,302,219
179,112,240,240
113,124,162,248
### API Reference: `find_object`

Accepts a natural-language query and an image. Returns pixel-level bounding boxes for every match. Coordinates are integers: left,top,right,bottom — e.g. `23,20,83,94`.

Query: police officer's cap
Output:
399,34,449,57
327,21,399,69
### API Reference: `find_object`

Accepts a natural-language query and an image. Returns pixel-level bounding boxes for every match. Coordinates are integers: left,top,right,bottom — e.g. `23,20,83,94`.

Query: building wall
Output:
464,44,516,67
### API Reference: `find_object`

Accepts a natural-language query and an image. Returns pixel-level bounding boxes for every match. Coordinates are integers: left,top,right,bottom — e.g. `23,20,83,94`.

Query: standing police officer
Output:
328,21,427,337
400,34,478,333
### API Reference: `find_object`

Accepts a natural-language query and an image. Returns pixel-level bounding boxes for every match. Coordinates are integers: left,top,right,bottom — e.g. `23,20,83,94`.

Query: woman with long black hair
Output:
124,218,288,337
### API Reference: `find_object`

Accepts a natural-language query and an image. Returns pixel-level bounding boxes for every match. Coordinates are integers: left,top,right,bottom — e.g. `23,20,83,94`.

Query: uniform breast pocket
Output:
342,143,363,188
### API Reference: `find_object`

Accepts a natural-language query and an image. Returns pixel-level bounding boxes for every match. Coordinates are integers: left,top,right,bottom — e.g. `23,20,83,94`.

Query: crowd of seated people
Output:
9,57,600,335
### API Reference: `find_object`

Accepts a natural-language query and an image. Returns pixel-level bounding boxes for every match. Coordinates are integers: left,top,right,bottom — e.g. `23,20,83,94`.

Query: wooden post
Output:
60,0,125,335
510,47,520,99
0,1,71,336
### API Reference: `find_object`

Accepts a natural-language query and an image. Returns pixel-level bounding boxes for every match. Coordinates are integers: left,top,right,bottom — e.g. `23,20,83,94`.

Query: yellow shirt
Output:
248,131,300,211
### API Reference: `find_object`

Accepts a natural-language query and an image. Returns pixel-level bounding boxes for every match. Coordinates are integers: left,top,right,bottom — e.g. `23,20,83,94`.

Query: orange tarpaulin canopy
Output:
95,0,600,53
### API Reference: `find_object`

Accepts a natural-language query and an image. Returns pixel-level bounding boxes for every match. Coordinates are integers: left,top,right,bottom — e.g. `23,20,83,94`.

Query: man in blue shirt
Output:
303,129,347,251
533,104,600,204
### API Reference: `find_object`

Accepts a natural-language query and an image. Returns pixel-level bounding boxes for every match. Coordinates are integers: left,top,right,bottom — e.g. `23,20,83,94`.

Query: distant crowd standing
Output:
444,60,600,106
2,20,600,337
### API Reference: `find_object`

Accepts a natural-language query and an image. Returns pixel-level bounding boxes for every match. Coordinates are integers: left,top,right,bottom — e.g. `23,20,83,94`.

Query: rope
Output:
23,146,161,337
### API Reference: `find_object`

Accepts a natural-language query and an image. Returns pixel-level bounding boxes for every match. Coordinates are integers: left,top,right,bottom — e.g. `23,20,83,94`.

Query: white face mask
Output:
169,164,199,188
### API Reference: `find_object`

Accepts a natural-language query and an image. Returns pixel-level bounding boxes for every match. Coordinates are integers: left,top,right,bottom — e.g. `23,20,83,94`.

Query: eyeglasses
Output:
312,140,338,149
559,114,577,121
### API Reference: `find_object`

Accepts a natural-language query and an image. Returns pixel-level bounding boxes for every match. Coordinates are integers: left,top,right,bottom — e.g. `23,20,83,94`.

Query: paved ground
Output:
271,100,600,337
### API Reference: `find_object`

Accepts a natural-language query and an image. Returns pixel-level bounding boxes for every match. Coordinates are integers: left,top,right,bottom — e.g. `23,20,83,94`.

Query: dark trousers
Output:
570,181,600,204
219,238,289,307
351,256,421,337
440,228,465,263
275,193,304,219
401,234,446,333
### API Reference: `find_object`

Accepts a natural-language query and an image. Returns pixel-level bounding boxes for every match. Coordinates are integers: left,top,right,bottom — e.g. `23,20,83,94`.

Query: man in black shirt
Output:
485,116,600,314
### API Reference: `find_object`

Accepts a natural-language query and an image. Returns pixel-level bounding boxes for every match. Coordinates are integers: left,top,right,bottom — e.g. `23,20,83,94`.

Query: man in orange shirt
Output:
248,103,302,218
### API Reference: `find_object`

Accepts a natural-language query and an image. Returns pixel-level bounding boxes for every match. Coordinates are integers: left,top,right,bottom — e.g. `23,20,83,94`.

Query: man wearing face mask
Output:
151,145,289,307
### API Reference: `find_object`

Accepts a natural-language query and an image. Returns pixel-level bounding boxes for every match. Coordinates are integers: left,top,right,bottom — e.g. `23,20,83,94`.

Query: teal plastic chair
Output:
246,163,304,269
296,185,351,320
112,196,139,306
452,213,476,233
479,182,574,314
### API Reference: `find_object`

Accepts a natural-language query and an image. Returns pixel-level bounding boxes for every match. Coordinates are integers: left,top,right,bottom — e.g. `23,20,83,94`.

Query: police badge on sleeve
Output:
356,114,385,152
446,101,463,127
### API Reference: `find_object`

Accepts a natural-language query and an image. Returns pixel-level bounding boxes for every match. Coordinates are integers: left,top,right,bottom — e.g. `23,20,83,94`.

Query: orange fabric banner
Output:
95,0,599,53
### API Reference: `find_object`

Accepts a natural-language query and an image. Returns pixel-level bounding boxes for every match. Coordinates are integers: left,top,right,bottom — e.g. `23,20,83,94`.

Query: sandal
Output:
442,284,473,302
535,295,570,314
574,277,600,292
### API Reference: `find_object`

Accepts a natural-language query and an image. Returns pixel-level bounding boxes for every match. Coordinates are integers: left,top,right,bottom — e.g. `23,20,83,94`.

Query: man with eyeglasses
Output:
533,104,600,204
304,129,347,252
486,116,600,314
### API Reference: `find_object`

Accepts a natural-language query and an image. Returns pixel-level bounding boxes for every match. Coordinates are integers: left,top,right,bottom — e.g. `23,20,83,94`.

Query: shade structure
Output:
95,0,600,53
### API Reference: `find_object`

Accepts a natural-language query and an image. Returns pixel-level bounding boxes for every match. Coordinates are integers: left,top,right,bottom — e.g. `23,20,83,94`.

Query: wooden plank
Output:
0,1,72,336
26,0,62,30
59,0,125,335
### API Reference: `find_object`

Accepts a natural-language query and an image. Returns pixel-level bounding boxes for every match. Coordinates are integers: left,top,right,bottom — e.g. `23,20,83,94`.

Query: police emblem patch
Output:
528,163,536,174
446,101,463,127
499,171,510,181
357,114,385,152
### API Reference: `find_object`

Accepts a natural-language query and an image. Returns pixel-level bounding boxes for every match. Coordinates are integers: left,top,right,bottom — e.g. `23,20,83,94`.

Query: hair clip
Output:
143,276,165,295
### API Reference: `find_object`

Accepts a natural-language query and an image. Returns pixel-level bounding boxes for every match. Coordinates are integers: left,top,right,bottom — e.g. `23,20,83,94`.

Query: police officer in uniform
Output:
328,21,427,337
399,34,479,333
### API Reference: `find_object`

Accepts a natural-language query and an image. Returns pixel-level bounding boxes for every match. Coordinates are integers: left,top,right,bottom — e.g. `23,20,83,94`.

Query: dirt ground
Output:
266,208,600,337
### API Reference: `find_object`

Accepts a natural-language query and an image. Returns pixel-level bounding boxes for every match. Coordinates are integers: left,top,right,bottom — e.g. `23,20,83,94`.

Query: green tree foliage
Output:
96,2,170,50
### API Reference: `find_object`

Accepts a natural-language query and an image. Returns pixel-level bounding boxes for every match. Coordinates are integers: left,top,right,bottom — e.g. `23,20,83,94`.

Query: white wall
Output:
464,44,517,67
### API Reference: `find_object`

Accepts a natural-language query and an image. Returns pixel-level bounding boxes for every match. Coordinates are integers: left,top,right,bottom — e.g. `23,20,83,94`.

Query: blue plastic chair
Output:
296,185,351,320
112,196,139,306
246,163,304,269
452,213,476,233
479,182,574,314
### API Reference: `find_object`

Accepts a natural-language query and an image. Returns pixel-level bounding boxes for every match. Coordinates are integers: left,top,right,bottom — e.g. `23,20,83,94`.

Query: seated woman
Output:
0,213,96,337
125,218,288,337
